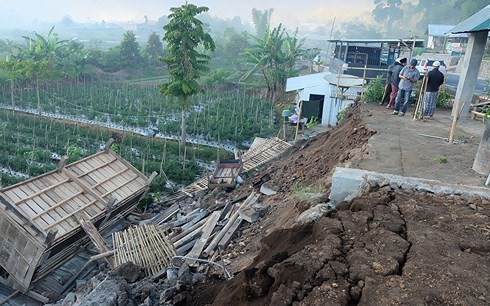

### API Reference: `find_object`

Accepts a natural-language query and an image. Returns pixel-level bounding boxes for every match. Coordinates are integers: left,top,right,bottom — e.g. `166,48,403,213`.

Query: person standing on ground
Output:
387,58,407,109
393,58,420,116
422,61,445,121
380,61,394,106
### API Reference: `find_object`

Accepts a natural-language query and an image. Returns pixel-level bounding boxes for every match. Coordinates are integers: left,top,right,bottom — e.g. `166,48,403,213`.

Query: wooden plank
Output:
217,217,243,250
100,175,139,198
73,163,110,196
75,212,114,268
62,168,110,205
43,200,97,231
186,211,221,264
170,217,208,242
75,156,117,178
12,178,71,206
32,191,83,220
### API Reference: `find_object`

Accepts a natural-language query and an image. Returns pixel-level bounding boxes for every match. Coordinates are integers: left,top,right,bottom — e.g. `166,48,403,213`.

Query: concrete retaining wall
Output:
330,167,490,204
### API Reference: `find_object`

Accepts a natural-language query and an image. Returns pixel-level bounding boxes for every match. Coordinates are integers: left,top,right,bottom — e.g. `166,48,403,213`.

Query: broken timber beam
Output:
75,212,115,268
186,211,221,265
90,250,115,261
217,216,243,250
202,198,247,257
171,217,208,242
173,221,207,248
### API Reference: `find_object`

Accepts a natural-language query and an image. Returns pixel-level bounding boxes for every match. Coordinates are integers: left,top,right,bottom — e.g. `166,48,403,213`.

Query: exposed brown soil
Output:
194,187,489,306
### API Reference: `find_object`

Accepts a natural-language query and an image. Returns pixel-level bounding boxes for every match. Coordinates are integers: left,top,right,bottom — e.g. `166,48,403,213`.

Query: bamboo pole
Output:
361,65,367,97
336,64,342,97
448,99,461,143
413,74,428,120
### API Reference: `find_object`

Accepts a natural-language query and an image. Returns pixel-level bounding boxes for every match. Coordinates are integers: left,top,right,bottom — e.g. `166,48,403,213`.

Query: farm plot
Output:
0,110,225,190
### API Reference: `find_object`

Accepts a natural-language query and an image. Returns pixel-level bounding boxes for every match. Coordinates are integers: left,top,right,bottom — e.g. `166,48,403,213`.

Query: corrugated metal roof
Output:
327,38,424,48
427,24,468,38
428,24,455,36
448,4,490,34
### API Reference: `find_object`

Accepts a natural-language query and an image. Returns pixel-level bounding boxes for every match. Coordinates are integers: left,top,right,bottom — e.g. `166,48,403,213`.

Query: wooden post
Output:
147,171,158,184
294,100,303,143
186,211,221,265
448,99,461,143
76,212,115,268
336,64,342,97
361,65,367,97
57,155,68,172
104,138,115,152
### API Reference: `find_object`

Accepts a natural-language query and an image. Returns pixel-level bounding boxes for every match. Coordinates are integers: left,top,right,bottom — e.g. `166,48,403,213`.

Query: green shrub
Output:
363,76,385,103
436,90,453,108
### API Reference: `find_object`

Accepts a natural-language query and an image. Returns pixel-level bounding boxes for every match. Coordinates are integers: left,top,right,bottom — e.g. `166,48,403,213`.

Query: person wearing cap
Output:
422,61,445,120
393,58,420,116
387,57,407,109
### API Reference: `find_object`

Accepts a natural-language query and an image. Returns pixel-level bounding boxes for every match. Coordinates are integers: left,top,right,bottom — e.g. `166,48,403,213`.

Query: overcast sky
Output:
0,0,373,29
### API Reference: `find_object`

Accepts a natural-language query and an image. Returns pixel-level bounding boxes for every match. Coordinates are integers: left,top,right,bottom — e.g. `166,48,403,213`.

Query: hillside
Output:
46,102,489,306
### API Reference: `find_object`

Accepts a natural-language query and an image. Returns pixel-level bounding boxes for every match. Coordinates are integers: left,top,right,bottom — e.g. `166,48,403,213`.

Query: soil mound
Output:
258,102,375,193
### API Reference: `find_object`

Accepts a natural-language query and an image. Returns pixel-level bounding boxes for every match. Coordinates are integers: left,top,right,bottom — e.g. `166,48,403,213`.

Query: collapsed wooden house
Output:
0,140,152,302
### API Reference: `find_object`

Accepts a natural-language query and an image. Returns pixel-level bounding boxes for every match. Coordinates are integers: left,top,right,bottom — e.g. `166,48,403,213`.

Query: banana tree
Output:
16,26,71,115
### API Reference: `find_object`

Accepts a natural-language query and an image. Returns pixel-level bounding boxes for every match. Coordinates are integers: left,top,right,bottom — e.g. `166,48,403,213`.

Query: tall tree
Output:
160,3,215,149
146,32,165,64
252,8,274,38
243,24,307,100
372,0,403,34
120,31,142,68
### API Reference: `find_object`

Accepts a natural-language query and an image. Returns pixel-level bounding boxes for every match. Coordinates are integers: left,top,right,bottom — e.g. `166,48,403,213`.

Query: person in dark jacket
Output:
387,57,407,109
380,62,394,105
422,61,445,120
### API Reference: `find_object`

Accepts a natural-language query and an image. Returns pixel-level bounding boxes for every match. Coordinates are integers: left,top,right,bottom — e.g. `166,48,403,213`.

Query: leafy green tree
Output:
252,8,274,38
15,27,71,114
413,0,488,33
0,56,28,110
243,24,307,101
160,3,216,149
372,0,403,34
120,31,142,68
146,32,165,64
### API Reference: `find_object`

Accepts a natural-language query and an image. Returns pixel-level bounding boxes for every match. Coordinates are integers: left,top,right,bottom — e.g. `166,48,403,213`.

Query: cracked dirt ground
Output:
197,187,489,305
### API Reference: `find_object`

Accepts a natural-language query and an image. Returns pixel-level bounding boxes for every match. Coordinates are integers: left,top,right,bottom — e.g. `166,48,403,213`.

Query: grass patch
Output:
437,155,448,164
293,181,324,201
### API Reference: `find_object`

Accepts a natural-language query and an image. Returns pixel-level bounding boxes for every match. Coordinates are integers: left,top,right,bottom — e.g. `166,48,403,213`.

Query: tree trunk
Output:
36,76,41,116
10,79,15,115
473,123,490,175
180,97,187,150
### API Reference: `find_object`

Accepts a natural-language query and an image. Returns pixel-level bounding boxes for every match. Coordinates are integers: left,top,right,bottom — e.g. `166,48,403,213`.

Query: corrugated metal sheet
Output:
428,24,455,36
448,4,490,33
327,38,425,48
